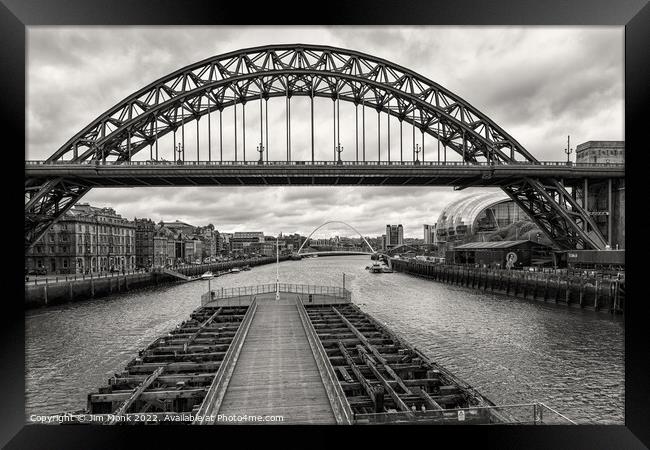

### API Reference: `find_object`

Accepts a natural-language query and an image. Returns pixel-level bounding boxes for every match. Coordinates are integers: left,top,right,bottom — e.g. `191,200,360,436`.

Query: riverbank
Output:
24,256,290,309
390,259,624,314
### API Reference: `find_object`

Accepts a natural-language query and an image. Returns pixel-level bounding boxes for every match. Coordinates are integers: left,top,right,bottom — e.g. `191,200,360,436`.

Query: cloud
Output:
27,26,623,237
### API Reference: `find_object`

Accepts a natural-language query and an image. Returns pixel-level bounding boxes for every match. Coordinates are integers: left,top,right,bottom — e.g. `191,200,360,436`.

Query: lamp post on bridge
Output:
257,143,265,165
564,135,573,165
336,143,344,165
176,143,184,165
414,144,421,165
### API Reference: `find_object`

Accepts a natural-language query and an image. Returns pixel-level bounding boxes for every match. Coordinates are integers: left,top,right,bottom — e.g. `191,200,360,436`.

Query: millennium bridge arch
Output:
297,221,376,255
25,44,618,251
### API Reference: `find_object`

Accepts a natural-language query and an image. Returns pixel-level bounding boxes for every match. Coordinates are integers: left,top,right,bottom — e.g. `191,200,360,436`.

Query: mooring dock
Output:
84,283,575,425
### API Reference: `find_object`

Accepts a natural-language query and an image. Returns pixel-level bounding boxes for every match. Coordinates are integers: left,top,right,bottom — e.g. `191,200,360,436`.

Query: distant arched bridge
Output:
297,220,375,256
25,44,622,250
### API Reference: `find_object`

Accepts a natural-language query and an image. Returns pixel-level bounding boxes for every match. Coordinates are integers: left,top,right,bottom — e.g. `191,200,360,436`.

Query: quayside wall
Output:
391,259,624,314
24,256,289,309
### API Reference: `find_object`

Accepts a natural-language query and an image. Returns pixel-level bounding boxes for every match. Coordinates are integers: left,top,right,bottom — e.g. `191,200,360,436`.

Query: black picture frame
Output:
3,0,648,448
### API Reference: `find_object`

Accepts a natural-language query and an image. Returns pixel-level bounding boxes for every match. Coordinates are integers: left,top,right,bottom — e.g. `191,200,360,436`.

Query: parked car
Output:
28,267,47,276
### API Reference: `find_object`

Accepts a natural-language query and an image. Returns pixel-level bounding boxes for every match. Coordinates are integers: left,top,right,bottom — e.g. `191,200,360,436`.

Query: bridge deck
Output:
25,161,624,188
216,294,336,424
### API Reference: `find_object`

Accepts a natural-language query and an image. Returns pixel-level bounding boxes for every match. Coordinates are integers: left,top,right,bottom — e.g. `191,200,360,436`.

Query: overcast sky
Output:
27,26,623,238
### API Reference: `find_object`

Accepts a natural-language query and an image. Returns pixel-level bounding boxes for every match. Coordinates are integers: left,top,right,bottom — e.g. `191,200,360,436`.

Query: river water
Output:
25,256,624,423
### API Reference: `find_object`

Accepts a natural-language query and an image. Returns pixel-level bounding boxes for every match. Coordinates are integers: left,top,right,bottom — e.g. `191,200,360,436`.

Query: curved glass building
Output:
435,191,528,243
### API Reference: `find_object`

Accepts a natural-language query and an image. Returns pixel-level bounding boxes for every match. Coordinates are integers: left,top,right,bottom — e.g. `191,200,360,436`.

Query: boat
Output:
80,237,575,426
241,265,251,271
381,266,393,273
369,262,383,273
200,271,214,280
230,267,241,273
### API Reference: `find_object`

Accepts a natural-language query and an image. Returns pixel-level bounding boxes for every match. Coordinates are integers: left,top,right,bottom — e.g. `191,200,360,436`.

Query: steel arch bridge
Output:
25,44,615,251
297,221,376,255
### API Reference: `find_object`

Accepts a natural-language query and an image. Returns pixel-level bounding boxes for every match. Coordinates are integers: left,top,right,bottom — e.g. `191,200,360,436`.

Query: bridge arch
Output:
25,44,608,251
297,221,375,255
43,44,534,166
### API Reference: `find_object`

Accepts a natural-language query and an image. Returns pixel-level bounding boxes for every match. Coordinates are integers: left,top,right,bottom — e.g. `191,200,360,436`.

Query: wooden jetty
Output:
83,283,574,425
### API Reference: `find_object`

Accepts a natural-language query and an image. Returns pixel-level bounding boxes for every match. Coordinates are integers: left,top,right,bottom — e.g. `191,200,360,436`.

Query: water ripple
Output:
25,256,623,423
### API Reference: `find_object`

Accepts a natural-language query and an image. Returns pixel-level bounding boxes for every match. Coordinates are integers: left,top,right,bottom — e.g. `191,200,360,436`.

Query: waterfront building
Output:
385,224,404,248
231,232,264,253
283,233,307,252
26,203,135,274
423,224,437,245
153,225,176,267
160,220,196,235
184,238,204,264
219,232,233,254
447,240,554,269
134,218,155,268
195,225,217,259
435,191,529,255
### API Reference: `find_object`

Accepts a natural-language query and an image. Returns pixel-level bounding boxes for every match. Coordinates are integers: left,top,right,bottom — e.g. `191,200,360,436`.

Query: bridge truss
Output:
25,44,609,250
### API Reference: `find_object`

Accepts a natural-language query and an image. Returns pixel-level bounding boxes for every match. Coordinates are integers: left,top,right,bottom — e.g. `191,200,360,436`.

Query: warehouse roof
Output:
453,240,541,249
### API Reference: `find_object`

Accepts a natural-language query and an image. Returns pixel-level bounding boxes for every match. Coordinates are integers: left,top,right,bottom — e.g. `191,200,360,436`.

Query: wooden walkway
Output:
217,295,336,424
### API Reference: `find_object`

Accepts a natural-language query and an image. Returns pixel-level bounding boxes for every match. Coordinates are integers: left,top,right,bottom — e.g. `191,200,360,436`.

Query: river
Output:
25,255,624,423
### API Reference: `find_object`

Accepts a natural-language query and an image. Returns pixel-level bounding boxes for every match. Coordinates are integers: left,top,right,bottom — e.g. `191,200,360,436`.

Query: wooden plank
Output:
383,363,412,395
184,307,223,350
337,366,354,383
356,346,413,414
215,302,336,424
337,342,376,406
109,366,165,422
416,386,443,410
110,373,216,386
126,361,220,374
332,307,387,364
91,387,206,403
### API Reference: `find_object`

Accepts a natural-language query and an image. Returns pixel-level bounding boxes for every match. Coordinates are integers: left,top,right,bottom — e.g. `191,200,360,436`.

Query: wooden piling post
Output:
594,279,599,311
543,277,549,301
565,278,570,305
579,280,584,307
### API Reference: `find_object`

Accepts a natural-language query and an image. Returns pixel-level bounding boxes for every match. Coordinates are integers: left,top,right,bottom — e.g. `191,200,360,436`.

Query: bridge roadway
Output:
25,160,624,188
196,292,342,424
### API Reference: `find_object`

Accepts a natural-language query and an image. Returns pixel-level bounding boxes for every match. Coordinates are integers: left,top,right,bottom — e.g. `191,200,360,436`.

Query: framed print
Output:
2,0,648,448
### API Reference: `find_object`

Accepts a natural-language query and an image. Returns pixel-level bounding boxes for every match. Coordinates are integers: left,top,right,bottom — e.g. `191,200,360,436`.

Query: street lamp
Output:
564,135,573,164
414,144,421,165
176,143,184,164
336,143,343,165
257,142,265,164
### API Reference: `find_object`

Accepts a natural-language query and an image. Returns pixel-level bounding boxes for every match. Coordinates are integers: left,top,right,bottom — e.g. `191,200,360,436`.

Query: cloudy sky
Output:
27,26,623,238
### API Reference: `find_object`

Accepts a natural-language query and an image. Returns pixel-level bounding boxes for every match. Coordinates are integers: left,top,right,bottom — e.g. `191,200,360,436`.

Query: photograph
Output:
20,23,631,431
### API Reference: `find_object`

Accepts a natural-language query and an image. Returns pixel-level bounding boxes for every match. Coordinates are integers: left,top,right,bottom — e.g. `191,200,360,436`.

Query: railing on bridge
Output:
201,283,352,306
25,160,625,168
353,402,577,425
